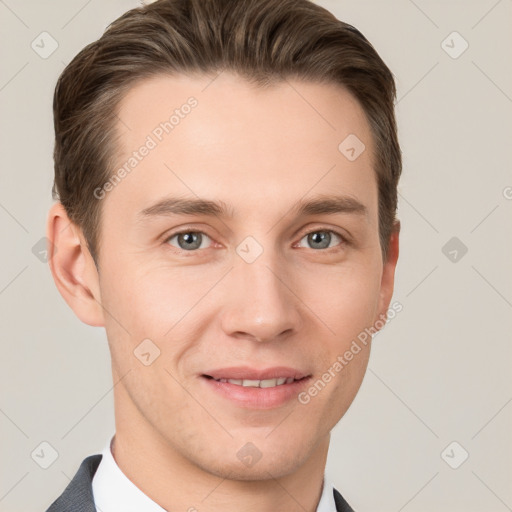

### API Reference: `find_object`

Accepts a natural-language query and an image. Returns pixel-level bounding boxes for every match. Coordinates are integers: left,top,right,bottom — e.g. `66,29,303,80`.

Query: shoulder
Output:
45,454,102,512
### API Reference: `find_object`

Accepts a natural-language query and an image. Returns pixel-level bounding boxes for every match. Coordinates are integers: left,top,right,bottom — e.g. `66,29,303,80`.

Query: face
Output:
83,72,398,479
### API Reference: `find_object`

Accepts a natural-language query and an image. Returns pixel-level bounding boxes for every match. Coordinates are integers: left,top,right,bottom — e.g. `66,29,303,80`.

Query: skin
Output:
47,72,399,512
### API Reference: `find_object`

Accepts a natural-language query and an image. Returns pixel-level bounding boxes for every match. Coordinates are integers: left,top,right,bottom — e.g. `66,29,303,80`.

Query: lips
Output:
201,366,311,407
202,369,311,408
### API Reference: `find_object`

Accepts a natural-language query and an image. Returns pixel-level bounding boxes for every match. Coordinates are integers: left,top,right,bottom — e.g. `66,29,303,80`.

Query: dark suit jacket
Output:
45,454,355,512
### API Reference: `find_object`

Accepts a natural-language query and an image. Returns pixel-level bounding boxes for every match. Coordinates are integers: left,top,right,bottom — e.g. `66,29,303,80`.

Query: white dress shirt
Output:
92,434,337,512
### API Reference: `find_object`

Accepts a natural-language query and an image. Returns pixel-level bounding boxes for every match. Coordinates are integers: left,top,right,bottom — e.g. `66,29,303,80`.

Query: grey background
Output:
1,0,511,511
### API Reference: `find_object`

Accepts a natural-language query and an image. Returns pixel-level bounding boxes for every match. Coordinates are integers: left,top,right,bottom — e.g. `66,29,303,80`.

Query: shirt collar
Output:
92,434,337,512
92,435,166,512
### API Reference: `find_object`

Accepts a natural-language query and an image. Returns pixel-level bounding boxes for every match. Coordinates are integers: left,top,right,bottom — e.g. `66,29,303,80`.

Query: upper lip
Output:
203,366,309,380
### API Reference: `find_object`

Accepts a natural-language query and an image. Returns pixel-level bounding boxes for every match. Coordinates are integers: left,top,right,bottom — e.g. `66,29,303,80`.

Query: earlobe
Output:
46,202,105,327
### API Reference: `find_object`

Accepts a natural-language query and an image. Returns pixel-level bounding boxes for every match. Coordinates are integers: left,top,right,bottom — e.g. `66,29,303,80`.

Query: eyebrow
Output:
137,194,368,221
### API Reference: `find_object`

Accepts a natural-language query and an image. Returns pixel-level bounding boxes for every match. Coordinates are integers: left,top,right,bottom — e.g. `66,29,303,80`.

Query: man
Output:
45,0,401,510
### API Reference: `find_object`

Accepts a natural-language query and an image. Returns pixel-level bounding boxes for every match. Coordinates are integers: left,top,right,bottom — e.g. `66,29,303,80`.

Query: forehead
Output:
107,72,377,224
116,72,372,150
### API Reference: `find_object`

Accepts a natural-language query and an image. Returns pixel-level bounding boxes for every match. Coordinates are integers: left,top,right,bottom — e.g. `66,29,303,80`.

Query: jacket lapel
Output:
45,454,102,512
333,487,356,512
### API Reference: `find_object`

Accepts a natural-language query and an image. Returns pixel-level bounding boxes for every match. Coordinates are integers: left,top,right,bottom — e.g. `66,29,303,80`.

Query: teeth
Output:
242,379,262,387
259,379,278,388
216,377,298,388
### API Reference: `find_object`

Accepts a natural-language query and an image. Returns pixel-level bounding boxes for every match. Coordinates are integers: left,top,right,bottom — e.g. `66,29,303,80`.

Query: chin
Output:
190,433,317,481
201,453,304,482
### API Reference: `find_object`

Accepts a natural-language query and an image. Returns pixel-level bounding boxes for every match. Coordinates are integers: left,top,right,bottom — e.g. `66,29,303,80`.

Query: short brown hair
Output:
52,0,401,266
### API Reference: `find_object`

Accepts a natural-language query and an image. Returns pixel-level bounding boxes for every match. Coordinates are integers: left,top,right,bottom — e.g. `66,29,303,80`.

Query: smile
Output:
207,376,301,387
201,368,311,409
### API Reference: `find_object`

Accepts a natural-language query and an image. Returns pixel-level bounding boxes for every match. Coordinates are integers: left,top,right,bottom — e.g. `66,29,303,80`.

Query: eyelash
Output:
163,227,349,255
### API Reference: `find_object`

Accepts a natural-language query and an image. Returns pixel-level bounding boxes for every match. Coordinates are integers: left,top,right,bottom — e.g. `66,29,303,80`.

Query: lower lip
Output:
201,376,311,409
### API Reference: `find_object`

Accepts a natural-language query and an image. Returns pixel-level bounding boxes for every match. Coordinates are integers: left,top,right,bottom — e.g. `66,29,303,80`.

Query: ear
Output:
46,202,105,327
374,220,400,325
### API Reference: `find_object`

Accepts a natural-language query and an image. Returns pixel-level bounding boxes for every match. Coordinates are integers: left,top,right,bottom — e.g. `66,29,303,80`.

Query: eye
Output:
297,229,346,250
165,230,213,251
164,227,347,254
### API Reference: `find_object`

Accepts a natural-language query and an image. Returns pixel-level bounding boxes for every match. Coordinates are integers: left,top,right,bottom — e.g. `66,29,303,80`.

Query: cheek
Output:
99,259,214,369
298,259,382,343
101,258,191,328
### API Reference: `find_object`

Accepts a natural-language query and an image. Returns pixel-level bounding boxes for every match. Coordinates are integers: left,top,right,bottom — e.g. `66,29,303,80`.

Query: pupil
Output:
310,231,329,249
180,232,200,250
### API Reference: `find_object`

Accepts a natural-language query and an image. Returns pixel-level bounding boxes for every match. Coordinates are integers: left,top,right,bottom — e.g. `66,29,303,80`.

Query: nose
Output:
219,253,303,343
